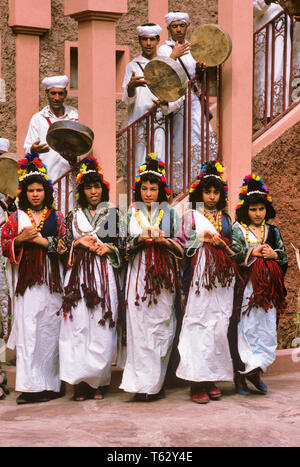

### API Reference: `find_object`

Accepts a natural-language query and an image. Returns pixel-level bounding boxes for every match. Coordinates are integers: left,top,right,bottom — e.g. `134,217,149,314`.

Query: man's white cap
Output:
0,138,10,152
42,75,69,90
136,24,162,37
165,12,190,26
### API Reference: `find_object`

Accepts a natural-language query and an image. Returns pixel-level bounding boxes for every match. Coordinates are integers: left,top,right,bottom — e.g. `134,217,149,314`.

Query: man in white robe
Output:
122,23,183,175
157,12,216,193
24,75,78,214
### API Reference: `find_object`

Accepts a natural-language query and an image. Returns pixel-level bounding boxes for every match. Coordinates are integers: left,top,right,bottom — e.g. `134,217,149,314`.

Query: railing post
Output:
218,0,253,218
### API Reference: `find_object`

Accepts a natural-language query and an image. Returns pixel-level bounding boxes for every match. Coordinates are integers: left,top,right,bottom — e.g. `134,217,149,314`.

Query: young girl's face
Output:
248,203,267,226
27,183,45,211
140,181,159,207
202,186,220,210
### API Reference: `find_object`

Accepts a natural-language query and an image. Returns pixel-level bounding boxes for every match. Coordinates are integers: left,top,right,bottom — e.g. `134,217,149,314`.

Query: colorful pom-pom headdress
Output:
189,160,228,199
235,174,273,213
17,154,54,203
75,156,110,201
133,153,171,199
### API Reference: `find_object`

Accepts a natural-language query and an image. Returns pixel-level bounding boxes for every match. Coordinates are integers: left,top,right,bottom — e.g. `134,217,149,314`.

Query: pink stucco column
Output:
64,0,127,204
148,0,168,43
9,0,51,155
218,0,253,218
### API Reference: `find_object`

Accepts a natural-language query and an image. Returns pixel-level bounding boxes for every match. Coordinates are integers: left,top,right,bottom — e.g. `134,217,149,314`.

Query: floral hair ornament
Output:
75,156,110,200
189,160,228,200
235,173,273,212
133,153,171,199
17,154,54,205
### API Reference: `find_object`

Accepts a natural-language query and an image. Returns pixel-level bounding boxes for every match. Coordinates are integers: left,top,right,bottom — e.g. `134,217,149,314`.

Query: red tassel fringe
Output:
243,257,287,316
128,243,180,307
58,249,115,328
194,243,240,293
16,244,62,296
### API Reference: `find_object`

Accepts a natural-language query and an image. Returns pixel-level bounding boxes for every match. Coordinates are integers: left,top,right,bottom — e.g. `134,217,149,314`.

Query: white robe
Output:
59,209,118,389
235,222,277,374
7,210,62,392
157,41,217,192
122,55,183,173
176,210,234,383
119,208,176,394
24,105,78,214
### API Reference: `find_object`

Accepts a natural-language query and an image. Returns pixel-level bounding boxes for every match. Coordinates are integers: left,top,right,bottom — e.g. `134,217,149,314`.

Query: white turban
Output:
42,75,69,90
165,12,190,26
0,138,10,152
136,24,162,37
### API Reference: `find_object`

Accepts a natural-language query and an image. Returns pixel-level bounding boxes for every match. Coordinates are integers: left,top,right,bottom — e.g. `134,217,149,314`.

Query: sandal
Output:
93,387,104,400
16,392,50,405
73,382,90,401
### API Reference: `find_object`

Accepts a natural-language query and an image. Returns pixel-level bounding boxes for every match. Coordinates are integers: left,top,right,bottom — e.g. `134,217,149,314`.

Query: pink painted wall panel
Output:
9,0,51,29
64,0,127,16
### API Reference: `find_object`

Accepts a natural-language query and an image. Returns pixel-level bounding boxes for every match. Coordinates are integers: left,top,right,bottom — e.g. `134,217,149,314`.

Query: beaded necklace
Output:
241,220,265,245
74,209,97,236
202,208,222,233
135,209,164,230
26,206,48,232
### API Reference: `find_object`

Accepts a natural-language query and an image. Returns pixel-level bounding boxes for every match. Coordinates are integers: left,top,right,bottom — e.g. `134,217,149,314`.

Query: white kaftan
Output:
119,208,178,394
234,222,278,374
24,105,78,214
176,210,234,383
157,41,216,192
122,55,183,173
6,210,62,392
59,209,119,389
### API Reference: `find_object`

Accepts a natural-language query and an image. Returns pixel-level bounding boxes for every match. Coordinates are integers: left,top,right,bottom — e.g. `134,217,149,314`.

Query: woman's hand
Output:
14,226,39,247
260,244,278,260
91,243,112,256
74,236,97,249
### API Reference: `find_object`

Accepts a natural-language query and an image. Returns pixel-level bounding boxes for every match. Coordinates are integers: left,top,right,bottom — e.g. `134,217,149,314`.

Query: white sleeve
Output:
253,0,269,16
160,96,185,115
24,114,40,155
122,63,138,105
157,44,172,58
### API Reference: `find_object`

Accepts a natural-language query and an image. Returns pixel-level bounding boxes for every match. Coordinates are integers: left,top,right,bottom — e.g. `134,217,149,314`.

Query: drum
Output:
144,56,188,102
190,24,232,67
46,121,94,158
0,153,22,197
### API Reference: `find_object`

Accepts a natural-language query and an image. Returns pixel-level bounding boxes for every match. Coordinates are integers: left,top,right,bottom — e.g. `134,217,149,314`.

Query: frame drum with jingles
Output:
190,24,232,67
144,56,188,102
0,153,22,198
46,121,94,160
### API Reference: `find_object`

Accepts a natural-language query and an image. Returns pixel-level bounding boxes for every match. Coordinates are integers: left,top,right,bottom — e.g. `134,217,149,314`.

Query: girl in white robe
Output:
119,153,184,401
58,157,122,401
230,174,288,394
176,161,239,404
1,155,64,404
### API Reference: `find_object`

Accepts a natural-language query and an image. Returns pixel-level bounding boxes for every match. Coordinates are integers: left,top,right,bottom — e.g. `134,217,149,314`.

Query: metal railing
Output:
117,67,223,204
253,11,300,138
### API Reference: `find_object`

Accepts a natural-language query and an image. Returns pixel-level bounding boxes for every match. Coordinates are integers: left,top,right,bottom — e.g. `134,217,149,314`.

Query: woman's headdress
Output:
75,156,110,201
235,174,273,213
133,153,170,199
189,160,228,199
17,154,54,203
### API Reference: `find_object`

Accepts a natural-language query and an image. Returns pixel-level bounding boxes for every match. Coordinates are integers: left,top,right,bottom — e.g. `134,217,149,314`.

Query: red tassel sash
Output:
15,244,62,296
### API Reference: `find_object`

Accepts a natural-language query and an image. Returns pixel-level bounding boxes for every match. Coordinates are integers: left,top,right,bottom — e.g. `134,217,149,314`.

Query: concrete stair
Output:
2,348,300,393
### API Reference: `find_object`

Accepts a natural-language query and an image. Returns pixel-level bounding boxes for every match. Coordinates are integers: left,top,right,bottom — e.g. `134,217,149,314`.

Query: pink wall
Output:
9,0,51,31
65,0,128,204
218,0,253,218
148,0,169,43
9,0,51,156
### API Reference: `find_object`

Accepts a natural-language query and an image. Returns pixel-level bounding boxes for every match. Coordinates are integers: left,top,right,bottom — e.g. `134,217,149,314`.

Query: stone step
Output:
3,348,299,393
